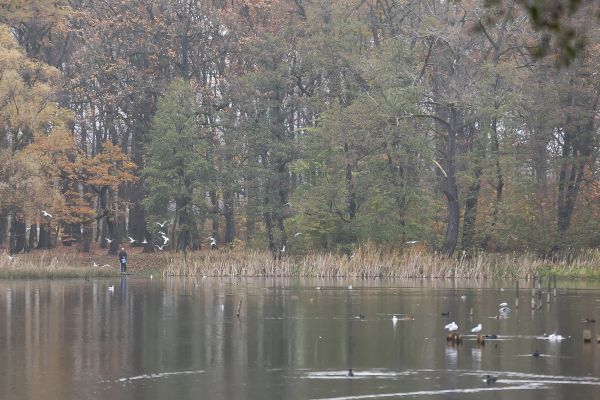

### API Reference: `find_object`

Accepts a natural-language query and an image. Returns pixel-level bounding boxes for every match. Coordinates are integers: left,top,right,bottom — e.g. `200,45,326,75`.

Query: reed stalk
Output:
163,245,600,279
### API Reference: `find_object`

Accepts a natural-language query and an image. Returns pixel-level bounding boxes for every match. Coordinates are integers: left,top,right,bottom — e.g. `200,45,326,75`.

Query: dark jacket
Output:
118,250,128,264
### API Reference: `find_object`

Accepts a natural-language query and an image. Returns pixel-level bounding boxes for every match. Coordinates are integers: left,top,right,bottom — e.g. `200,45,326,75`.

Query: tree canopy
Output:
1,0,600,258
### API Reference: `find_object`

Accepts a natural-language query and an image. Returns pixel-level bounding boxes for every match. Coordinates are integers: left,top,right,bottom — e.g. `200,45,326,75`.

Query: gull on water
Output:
471,323,482,333
108,285,114,293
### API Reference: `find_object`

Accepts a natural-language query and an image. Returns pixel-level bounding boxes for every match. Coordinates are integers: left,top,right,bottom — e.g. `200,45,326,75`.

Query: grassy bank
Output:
164,247,600,280
0,252,121,279
3,246,600,280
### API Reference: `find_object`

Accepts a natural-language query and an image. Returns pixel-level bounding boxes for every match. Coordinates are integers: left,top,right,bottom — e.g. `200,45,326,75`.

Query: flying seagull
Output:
156,220,169,228
155,244,166,251
161,235,170,244
105,238,114,244
42,210,52,218
128,236,136,243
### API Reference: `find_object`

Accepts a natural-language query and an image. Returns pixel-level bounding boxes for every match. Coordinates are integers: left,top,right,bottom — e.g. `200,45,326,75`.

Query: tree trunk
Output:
175,197,191,252
209,190,220,242
442,107,460,256
28,224,36,250
10,219,27,254
37,225,51,249
0,213,8,250
82,224,92,252
223,189,235,245
462,124,483,251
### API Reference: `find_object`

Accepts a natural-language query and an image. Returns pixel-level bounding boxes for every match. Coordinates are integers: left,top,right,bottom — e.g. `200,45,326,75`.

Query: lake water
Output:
0,277,600,399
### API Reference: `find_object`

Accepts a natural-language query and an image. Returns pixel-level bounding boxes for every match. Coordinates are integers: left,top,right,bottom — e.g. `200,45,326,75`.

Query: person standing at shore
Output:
118,247,128,273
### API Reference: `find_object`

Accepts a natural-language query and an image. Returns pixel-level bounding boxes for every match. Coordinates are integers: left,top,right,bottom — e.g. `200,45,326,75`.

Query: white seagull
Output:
128,236,136,243
445,322,459,331
161,235,170,244
156,220,169,228
499,302,508,307
281,245,286,253
159,231,167,236
93,261,99,267
141,238,148,244
105,238,114,244
108,285,114,293
209,237,217,249
471,323,482,333
406,240,418,244
155,244,166,251
294,232,302,237
499,306,511,315
42,210,52,218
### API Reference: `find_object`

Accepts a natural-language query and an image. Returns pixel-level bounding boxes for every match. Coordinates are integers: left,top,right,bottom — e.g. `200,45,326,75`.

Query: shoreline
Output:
3,248,600,280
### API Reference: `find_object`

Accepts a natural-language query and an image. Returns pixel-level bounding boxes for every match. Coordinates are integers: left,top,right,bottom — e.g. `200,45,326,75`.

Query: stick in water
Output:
236,298,243,318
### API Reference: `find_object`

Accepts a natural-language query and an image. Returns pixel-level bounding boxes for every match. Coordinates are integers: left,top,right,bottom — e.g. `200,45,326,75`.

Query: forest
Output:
1,0,599,260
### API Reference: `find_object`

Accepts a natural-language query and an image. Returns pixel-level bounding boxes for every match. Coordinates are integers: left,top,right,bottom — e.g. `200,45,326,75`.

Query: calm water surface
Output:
1,277,600,399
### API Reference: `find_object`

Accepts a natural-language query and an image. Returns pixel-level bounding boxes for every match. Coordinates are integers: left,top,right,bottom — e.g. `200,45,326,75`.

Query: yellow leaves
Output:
18,129,137,225
0,23,67,145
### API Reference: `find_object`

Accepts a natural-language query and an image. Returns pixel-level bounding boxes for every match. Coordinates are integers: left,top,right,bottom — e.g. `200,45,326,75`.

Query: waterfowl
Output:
392,315,398,323
444,321,458,331
485,334,498,339
354,314,365,320
498,306,511,315
545,333,565,341
471,323,482,333
582,318,596,323
348,369,354,377
441,311,451,317
485,375,497,384
532,350,540,357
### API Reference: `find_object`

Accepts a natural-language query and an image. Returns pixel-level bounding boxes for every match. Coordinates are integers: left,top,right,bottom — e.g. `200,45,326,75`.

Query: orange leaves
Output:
80,142,137,189
22,131,137,224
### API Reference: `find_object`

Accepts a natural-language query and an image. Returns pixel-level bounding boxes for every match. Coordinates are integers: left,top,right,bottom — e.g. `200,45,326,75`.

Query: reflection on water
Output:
0,278,599,399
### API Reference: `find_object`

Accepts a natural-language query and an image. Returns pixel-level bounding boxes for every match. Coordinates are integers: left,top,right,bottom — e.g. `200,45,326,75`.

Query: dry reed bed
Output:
164,248,600,279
